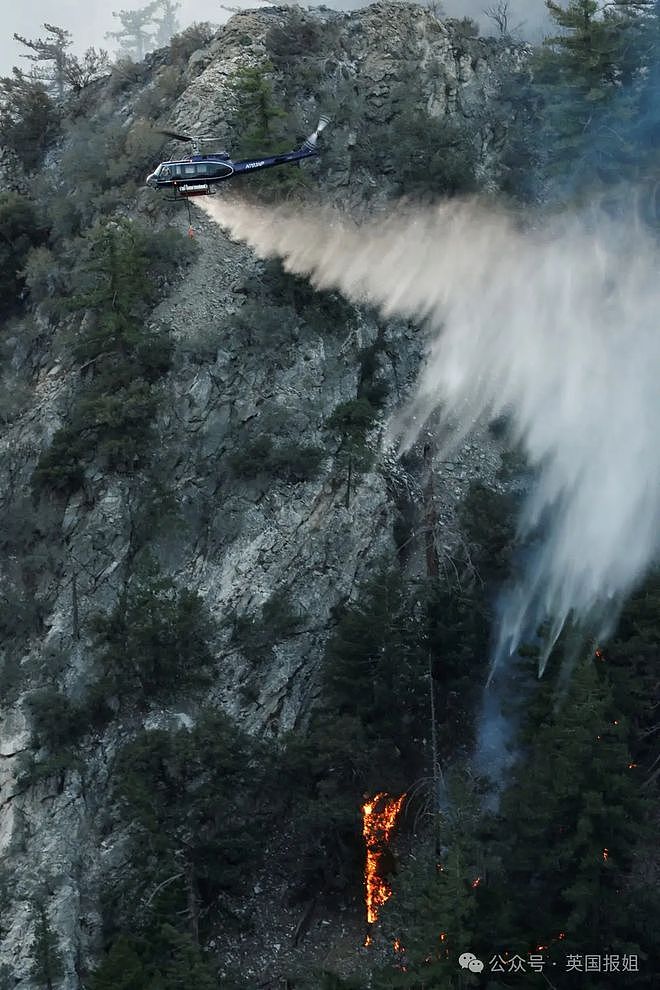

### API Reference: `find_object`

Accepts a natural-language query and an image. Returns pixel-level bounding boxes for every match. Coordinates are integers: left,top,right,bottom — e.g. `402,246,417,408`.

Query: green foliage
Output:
242,259,358,337
458,482,518,582
323,569,429,787
227,62,287,158
482,655,650,972
531,0,654,194
106,5,159,61
386,112,479,198
89,927,216,990
32,220,182,494
27,688,90,752
30,905,63,990
377,798,482,988
226,62,311,201
230,590,303,664
0,193,48,317
326,397,378,446
31,426,87,496
274,569,453,896
325,397,378,502
92,564,214,704
0,69,60,169
105,710,265,944
228,435,325,483
168,22,215,65
22,245,66,313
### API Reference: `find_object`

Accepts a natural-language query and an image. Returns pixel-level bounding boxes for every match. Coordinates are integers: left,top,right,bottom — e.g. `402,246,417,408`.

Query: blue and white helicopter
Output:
146,115,329,199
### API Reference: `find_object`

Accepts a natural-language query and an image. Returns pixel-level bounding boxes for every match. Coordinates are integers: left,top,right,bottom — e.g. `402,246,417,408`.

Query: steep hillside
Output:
4,4,657,990
0,6,527,986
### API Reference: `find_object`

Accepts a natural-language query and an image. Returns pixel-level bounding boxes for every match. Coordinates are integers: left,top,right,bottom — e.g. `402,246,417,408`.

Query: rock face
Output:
0,5,524,986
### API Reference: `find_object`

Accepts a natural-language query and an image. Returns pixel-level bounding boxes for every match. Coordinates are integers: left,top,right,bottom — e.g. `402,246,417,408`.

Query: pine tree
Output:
535,1,652,189
485,655,649,977
153,1,181,48
106,5,159,61
87,936,146,990
30,906,63,990
13,24,72,99
322,568,428,788
226,63,287,158
376,777,483,989
0,68,59,169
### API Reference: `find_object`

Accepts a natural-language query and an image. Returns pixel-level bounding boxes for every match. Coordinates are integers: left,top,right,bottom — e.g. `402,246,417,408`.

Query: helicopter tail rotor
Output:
302,115,330,151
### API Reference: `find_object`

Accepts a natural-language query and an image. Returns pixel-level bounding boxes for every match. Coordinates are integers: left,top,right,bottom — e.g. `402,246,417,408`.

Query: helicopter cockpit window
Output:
160,165,172,178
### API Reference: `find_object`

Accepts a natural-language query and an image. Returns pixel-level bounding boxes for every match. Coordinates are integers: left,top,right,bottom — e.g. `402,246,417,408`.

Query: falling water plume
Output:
199,196,660,673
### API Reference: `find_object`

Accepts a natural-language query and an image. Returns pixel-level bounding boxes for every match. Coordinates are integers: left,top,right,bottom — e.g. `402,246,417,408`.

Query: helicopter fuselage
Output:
145,145,319,198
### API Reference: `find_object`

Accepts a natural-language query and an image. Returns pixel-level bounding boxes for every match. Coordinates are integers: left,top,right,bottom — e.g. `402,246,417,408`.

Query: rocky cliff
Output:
0,5,526,985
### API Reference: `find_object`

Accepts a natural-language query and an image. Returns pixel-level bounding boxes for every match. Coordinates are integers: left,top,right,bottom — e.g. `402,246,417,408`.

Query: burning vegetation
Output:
362,792,406,940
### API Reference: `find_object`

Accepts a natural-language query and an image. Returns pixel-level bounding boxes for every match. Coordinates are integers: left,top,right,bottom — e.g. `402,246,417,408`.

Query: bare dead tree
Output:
484,1,511,36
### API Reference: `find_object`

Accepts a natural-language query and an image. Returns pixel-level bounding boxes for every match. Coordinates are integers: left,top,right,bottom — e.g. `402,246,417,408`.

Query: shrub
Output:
102,711,267,951
0,193,49,317
31,426,87,496
326,397,378,444
231,590,303,665
22,246,66,313
27,688,88,751
229,436,325,483
91,566,215,703
0,69,59,169
268,441,325,482
169,22,216,65
228,436,273,479
458,482,518,581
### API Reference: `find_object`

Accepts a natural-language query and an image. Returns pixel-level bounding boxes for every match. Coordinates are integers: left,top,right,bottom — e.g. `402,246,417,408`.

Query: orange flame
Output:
471,876,482,889
362,792,406,931
603,848,609,862
628,762,638,769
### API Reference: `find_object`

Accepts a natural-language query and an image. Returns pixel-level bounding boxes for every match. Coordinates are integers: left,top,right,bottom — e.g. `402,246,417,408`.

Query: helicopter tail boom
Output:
301,115,330,152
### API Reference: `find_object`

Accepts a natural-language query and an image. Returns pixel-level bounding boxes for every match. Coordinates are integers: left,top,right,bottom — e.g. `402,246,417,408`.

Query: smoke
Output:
199,194,660,673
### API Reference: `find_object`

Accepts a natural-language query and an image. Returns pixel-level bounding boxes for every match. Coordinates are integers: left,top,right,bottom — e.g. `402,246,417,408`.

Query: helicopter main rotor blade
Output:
157,128,194,143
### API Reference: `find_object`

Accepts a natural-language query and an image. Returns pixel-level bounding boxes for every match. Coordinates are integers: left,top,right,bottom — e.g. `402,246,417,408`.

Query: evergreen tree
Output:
63,48,110,94
322,568,429,789
87,936,145,990
105,711,264,947
91,563,214,703
153,1,181,48
0,68,59,169
30,905,63,990
0,192,48,317
13,24,72,100
535,1,652,190
227,62,287,158
484,655,649,976
376,776,483,989
106,5,159,61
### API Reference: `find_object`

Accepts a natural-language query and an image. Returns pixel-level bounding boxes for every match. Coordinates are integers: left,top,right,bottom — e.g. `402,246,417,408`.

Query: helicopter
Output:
146,116,330,199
